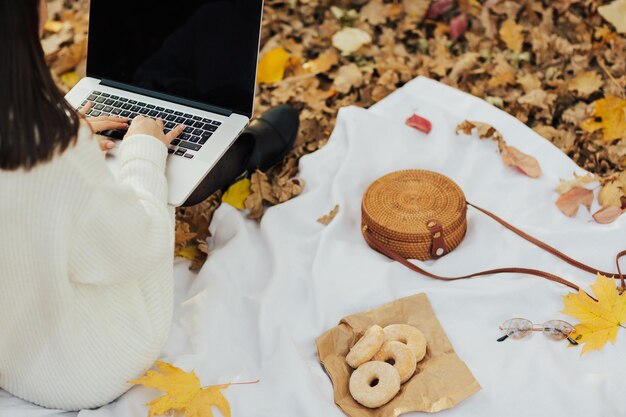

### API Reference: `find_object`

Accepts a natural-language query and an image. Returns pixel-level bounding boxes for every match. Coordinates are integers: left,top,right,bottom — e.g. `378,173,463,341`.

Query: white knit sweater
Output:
0,124,175,410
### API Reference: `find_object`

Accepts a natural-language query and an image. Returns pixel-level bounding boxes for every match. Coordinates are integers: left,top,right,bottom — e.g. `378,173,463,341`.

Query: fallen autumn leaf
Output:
555,187,594,217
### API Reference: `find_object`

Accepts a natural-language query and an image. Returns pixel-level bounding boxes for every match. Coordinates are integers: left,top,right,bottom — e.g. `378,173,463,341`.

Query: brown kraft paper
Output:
316,293,480,417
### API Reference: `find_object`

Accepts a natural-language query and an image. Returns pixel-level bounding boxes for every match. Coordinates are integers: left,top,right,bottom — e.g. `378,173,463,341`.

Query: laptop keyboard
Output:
81,90,222,159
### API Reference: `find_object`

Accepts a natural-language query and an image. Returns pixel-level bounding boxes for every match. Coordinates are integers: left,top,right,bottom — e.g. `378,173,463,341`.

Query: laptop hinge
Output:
100,79,233,117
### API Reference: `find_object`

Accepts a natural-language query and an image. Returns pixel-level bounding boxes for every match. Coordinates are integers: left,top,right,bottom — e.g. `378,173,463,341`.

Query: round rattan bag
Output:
361,170,467,261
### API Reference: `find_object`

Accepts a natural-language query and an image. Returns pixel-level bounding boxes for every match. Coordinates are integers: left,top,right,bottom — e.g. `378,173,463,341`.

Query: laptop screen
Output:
87,0,263,117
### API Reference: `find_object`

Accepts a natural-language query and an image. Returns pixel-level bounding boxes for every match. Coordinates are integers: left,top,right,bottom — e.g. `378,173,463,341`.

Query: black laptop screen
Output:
87,0,262,117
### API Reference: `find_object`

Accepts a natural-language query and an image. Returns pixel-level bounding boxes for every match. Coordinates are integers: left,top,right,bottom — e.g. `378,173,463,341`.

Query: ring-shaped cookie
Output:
383,324,427,362
346,325,384,368
349,361,401,408
373,341,417,383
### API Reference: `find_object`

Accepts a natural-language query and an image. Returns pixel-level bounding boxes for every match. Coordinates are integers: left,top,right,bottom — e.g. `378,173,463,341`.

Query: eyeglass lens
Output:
497,318,532,342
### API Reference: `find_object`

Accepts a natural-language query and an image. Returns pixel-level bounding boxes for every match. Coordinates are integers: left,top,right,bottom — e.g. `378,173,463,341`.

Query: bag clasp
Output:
426,220,448,258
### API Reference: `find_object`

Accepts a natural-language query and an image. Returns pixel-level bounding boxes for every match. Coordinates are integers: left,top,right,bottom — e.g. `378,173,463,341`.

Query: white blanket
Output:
2,77,625,417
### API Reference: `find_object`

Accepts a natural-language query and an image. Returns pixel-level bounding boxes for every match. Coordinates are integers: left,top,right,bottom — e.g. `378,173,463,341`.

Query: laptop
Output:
65,0,264,206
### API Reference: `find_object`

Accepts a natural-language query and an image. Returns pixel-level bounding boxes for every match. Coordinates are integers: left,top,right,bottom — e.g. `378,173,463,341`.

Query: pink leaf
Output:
426,0,454,19
593,206,624,224
405,114,432,134
501,145,542,178
450,13,468,40
555,187,594,217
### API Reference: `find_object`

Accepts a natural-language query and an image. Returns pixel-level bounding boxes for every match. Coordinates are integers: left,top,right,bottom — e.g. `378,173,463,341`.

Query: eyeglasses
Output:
497,318,579,345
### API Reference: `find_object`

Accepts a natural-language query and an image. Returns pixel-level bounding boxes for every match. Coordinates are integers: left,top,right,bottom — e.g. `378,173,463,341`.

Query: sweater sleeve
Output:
69,134,175,286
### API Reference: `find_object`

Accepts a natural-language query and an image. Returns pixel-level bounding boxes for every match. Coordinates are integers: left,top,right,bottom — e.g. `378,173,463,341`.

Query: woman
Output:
0,0,297,410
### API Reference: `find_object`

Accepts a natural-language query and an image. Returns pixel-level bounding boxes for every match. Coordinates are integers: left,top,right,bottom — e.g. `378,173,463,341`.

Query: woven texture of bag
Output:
361,170,468,261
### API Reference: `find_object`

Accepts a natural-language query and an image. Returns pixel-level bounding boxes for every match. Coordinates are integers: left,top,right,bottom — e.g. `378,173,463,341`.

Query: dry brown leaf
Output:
619,171,626,189
593,206,624,224
46,0,64,18
455,120,504,149
534,125,575,151
517,89,555,111
556,173,598,194
561,102,590,127
272,178,305,203
516,72,542,93
303,51,339,75
244,170,277,220
568,71,604,97
175,222,197,253
317,205,340,225
333,63,364,94
598,181,624,208
456,121,542,177
403,0,430,21
478,5,497,39
51,39,87,75
487,59,516,88
501,145,542,178
331,27,372,55
499,19,524,53
424,37,455,77
555,187,594,217
359,0,390,26
598,0,626,34
447,52,479,84
41,29,74,57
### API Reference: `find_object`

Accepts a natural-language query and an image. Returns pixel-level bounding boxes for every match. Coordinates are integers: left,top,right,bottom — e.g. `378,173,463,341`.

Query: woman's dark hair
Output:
0,0,81,171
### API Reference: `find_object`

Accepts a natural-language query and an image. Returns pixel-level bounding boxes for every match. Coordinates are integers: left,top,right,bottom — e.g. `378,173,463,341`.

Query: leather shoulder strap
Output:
467,202,616,277
362,225,584,293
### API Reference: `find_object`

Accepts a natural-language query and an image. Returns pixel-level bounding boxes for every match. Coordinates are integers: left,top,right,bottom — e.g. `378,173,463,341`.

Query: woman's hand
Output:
125,116,185,147
79,102,129,151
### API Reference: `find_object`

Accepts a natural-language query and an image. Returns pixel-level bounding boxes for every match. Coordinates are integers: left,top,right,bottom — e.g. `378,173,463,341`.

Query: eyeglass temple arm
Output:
546,327,579,345
553,328,578,345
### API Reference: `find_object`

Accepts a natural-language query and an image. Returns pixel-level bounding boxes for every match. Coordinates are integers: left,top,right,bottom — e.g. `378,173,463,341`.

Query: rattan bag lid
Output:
361,170,467,242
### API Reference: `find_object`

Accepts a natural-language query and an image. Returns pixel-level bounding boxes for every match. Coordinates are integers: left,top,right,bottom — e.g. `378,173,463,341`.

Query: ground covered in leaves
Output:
44,0,625,269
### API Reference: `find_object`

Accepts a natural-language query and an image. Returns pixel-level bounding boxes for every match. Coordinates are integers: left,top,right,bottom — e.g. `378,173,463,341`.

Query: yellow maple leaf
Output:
44,20,64,33
185,384,231,417
598,180,624,208
222,178,251,210
257,47,291,84
562,274,626,355
499,20,523,53
60,71,80,89
178,244,200,261
130,361,231,417
580,96,626,142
